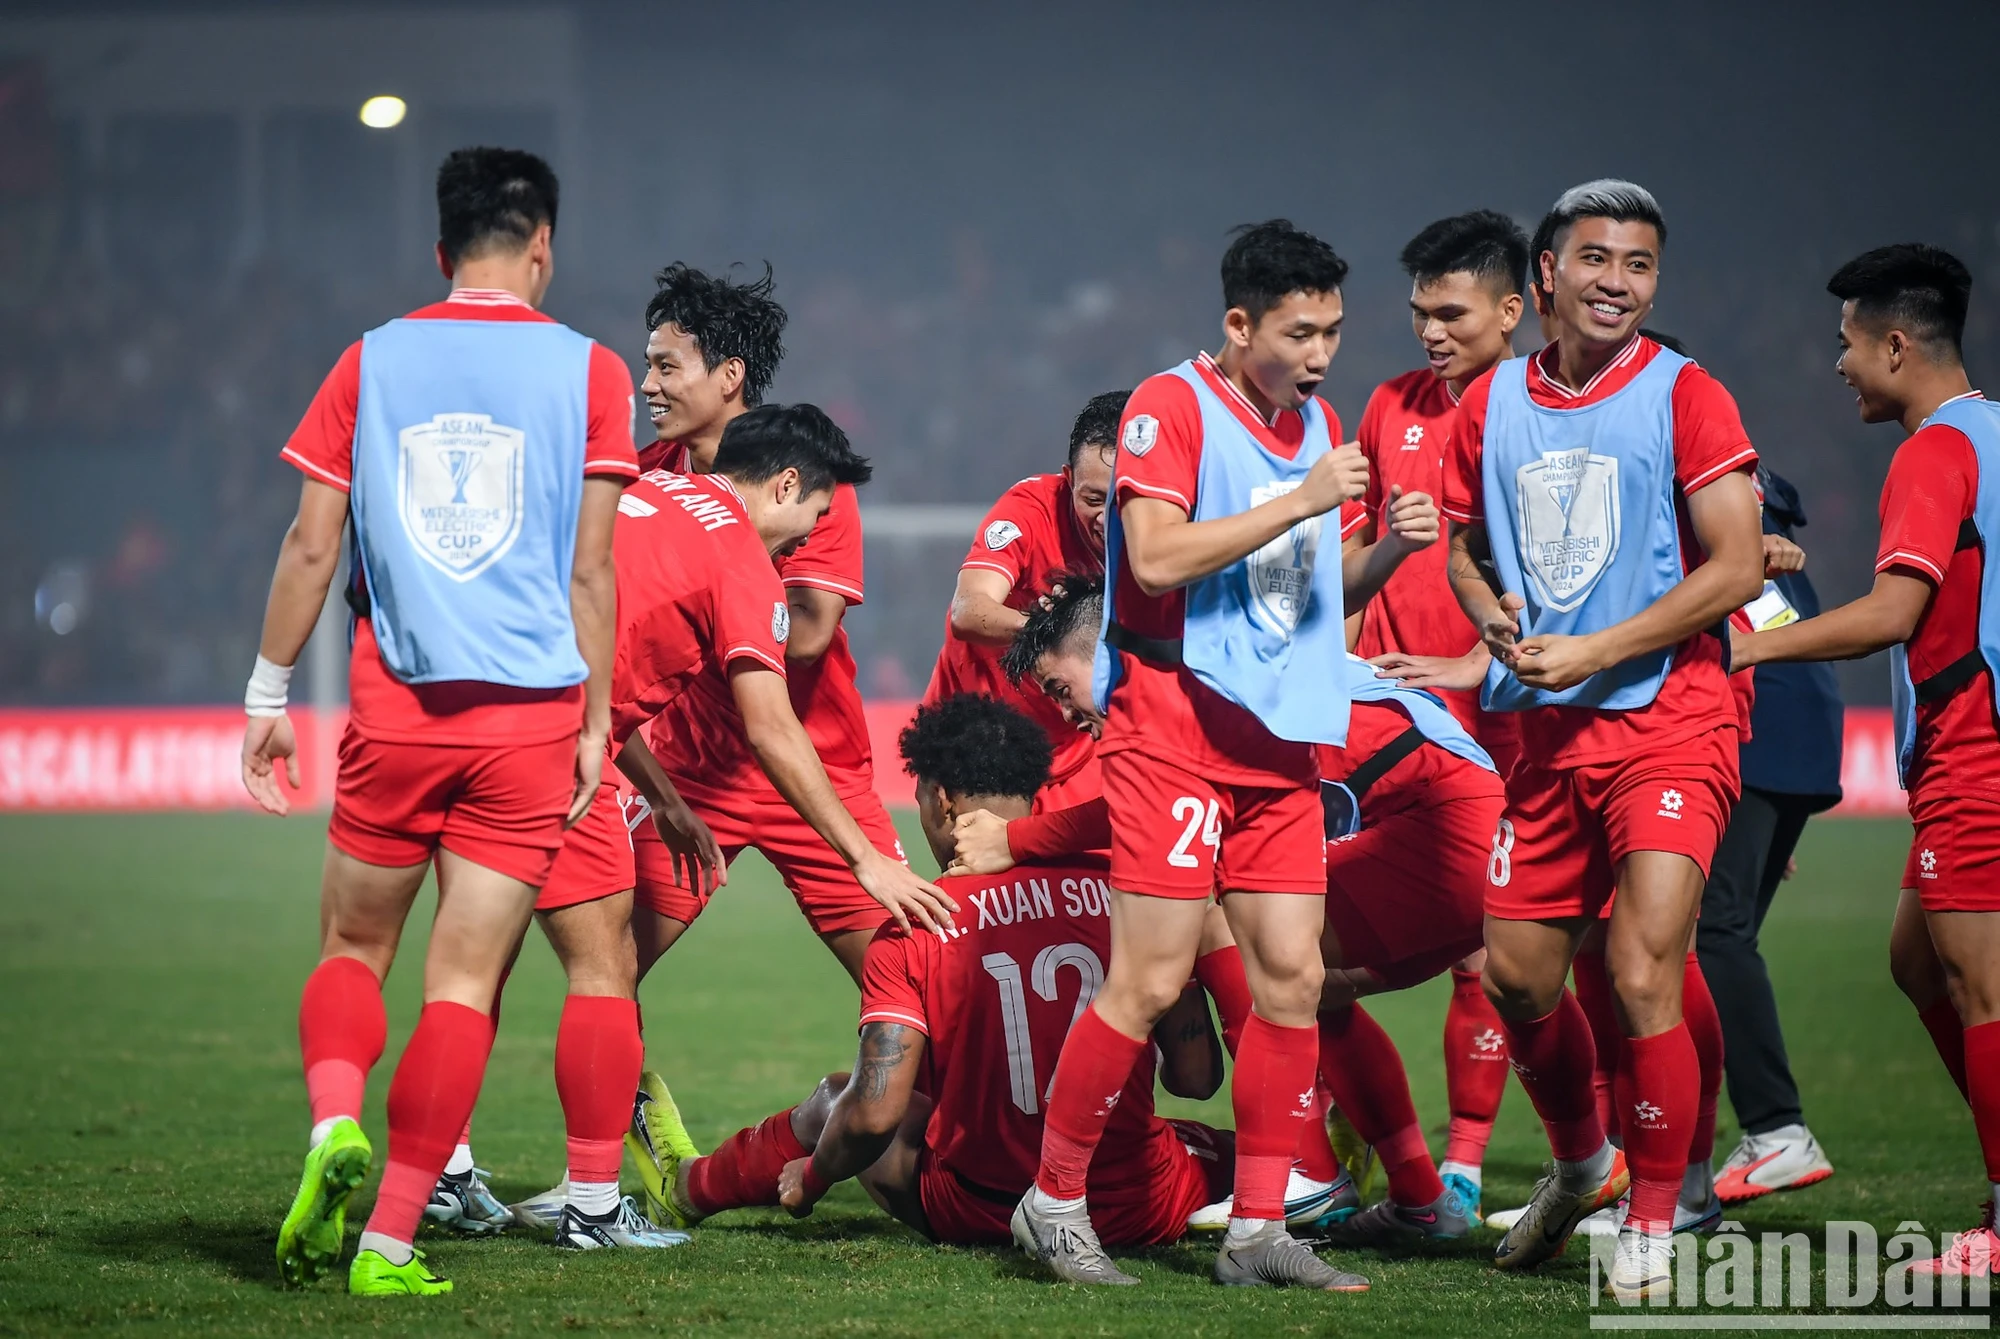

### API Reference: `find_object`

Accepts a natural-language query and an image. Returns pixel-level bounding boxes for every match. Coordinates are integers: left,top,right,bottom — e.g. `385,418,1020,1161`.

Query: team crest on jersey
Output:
1245,481,1321,637
984,519,1022,551
772,601,791,644
1514,447,1620,613
1122,414,1159,457
398,413,525,581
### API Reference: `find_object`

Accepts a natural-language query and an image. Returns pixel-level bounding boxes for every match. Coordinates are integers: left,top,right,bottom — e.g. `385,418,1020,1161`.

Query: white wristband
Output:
245,655,294,717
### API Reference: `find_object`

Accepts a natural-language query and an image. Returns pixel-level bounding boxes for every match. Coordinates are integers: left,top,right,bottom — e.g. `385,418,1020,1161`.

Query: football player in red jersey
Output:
959,579,1499,1250
500,407,956,1243
1351,210,1531,1219
250,149,634,1296
622,695,1259,1262
625,263,899,985
1733,244,2000,1278
922,391,1125,812
1441,181,1765,1298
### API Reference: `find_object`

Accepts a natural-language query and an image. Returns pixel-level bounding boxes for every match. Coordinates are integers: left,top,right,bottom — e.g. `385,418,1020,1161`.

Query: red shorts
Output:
1323,793,1502,990
327,727,573,886
1103,751,1326,898
1905,790,2000,912
535,782,636,912
1485,727,1740,921
915,1119,1225,1246
631,786,906,935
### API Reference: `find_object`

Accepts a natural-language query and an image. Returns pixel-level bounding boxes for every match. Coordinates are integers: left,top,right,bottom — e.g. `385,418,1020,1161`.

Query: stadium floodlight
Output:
358,96,407,129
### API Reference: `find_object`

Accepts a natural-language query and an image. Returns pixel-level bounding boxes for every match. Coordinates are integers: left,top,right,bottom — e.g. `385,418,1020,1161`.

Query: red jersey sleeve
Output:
1007,797,1112,862
960,479,1053,586
1671,364,1758,492
1113,374,1204,515
280,342,363,491
857,925,935,1034
780,483,866,605
1441,371,1495,524
1876,425,1977,586
711,530,791,675
583,344,641,481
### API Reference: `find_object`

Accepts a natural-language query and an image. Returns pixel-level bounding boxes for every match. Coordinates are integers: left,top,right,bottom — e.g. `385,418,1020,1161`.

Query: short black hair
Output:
1399,210,1529,297
644,262,789,408
1638,328,1690,357
1545,178,1667,259
899,694,1053,800
713,403,873,496
1068,391,1130,468
1827,244,1972,359
1001,574,1103,685
1221,219,1349,323
436,147,559,266
1527,209,1559,297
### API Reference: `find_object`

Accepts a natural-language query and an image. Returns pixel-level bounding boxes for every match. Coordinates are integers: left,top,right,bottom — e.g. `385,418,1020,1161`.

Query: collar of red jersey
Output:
1196,351,1286,427
444,287,533,309
1532,334,1646,400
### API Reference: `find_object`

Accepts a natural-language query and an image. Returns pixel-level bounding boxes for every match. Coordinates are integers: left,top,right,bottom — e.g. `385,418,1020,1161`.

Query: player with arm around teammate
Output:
619,695,1239,1256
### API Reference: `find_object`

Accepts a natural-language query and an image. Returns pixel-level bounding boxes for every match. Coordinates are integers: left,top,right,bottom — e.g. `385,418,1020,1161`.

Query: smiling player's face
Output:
1545,217,1658,354
1233,289,1344,413
1835,302,1901,425
1066,446,1114,553
1411,271,1521,389
1034,645,1104,738
641,324,732,460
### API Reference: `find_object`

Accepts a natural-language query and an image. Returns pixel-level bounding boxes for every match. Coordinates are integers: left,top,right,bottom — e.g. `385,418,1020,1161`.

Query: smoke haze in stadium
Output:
3,0,1997,707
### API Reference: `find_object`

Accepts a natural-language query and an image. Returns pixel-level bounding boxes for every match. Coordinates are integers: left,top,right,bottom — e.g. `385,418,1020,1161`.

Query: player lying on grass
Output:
475,405,955,1249
952,577,1505,1252
623,693,1264,1261
1731,243,2000,1278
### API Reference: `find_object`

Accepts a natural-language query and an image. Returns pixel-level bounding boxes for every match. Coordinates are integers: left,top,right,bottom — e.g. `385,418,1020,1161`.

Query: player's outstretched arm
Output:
564,476,623,826
1732,569,1932,670
1154,982,1225,1100
946,567,1029,648
1367,645,1491,693
732,665,959,933
785,586,847,663
1121,442,1366,597
1514,469,1764,692
1342,485,1439,610
614,731,727,894
779,1022,927,1217
944,796,1111,878
241,478,349,815
1447,521,1524,667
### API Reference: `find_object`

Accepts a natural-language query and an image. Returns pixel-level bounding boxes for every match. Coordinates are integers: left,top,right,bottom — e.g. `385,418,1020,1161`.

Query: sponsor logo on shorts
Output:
1919,847,1938,879
1657,787,1684,819
983,519,1022,551
1122,414,1159,457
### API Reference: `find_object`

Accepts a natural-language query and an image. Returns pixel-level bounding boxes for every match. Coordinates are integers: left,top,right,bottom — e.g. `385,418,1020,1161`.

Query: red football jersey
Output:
858,857,1174,1197
1874,404,2000,800
635,438,876,801
609,471,789,747
923,472,1103,788
1315,697,1504,825
281,288,640,745
1101,353,1341,788
1441,336,1758,768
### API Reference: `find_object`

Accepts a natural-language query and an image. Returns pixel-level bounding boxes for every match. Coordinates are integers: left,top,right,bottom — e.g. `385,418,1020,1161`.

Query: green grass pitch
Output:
0,811,1984,1335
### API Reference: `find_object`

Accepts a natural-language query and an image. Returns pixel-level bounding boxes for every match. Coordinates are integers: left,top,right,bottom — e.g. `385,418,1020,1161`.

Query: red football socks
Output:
362,1001,495,1246
1442,967,1509,1167
1294,1081,1341,1183
1194,946,1253,1058
1318,1004,1443,1204
1502,989,1606,1162
1920,999,1972,1101
1571,949,1624,1144
1233,1013,1321,1221
298,956,386,1130
685,1109,806,1214
1683,954,1724,1164
1036,1005,1145,1200
1620,1023,1699,1234
554,995,644,1188
1963,1021,2000,1183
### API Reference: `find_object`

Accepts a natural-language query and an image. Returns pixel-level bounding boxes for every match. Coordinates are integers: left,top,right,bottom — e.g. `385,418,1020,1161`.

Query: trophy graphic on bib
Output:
443,448,484,506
